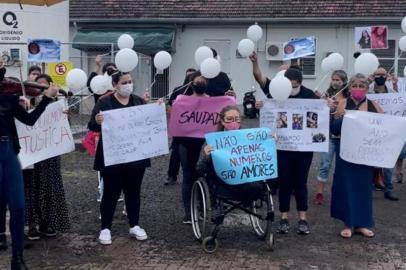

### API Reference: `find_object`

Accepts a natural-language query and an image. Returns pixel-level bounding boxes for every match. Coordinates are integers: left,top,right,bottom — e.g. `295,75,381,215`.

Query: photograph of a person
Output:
306,112,318,128
312,133,327,143
276,112,288,128
355,27,372,49
292,114,303,130
371,25,388,49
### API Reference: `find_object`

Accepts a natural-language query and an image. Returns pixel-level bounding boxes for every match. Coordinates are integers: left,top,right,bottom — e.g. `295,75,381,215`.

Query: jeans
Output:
383,142,406,193
167,140,180,179
0,189,6,233
0,141,25,256
317,139,336,182
179,140,205,217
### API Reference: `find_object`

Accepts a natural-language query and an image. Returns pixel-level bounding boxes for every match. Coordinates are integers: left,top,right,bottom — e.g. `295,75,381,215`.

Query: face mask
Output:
223,122,240,131
331,82,343,90
291,86,300,96
374,76,386,86
193,83,207,95
118,83,133,97
351,88,366,101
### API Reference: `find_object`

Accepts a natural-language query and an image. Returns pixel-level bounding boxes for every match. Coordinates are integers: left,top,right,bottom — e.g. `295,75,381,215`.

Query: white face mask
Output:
118,83,133,97
291,86,301,96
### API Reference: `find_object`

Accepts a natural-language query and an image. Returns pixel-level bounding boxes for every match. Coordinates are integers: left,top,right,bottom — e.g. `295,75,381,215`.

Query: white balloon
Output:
103,72,113,90
247,24,263,42
269,76,292,102
275,70,286,78
154,51,172,70
354,53,379,76
90,75,109,95
402,16,406,33
194,46,213,66
404,66,406,78
66,69,87,92
399,36,406,52
327,52,344,70
321,58,331,73
237,39,255,57
200,58,221,79
117,34,134,49
115,48,138,72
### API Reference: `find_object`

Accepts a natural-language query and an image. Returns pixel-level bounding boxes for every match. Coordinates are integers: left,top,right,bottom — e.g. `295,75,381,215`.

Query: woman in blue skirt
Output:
330,73,383,238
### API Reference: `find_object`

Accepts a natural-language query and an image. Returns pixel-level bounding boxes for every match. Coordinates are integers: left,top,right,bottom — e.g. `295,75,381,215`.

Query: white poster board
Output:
260,99,330,152
102,103,169,166
16,100,75,168
367,93,406,116
340,110,406,168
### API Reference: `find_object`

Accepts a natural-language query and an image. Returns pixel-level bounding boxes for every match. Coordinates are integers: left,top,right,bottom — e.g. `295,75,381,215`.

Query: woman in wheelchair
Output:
191,105,275,253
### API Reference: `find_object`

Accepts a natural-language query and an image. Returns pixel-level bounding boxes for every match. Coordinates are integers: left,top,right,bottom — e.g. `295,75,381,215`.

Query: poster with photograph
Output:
27,39,61,63
355,26,388,50
282,36,316,61
260,99,330,152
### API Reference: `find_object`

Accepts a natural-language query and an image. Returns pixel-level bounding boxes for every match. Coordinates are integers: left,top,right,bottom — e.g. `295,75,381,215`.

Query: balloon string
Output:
159,81,192,100
100,50,118,57
387,51,403,75
314,73,330,93
67,93,94,109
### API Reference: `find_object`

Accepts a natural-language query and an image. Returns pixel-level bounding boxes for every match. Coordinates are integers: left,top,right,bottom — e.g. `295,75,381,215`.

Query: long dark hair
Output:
217,105,241,131
111,71,130,85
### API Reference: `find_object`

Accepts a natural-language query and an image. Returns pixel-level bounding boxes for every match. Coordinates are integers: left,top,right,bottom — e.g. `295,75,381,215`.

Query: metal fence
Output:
0,41,169,137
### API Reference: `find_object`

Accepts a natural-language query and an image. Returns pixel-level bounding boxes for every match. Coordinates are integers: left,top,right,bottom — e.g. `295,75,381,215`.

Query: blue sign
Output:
205,128,278,185
283,36,316,61
27,39,61,63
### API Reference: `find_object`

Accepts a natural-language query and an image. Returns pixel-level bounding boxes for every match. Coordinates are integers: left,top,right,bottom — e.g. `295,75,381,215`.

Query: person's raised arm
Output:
249,52,267,89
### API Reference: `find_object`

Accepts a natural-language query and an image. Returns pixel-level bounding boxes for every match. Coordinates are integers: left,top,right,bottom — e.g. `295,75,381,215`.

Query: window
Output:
372,39,405,77
291,37,316,76
296,56,316,76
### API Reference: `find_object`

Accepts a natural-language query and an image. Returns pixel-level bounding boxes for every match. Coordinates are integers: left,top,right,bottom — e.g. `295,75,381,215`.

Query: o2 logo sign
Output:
3,11,18,29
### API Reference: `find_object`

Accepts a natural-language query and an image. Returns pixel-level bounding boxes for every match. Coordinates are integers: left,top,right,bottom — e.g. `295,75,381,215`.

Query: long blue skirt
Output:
330,139,374,228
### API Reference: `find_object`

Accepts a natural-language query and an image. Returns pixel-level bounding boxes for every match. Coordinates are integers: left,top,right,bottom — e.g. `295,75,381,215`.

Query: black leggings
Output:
278,151,313,213
100,166,146,229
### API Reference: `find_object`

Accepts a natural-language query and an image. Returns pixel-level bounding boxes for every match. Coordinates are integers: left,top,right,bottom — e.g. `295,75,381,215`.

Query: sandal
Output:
354,228,374,238
340,228,352,238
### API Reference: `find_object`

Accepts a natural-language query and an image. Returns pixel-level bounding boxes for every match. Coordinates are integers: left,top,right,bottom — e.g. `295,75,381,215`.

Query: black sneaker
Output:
182,216,192,225
11,253,28,270
277,219,289,234
297,220,310,235
396,173,403,184
384,192,399,201
39,226,56,237
0,234,7,251
164,176,177,186
26,228,41,241
374,184,385,191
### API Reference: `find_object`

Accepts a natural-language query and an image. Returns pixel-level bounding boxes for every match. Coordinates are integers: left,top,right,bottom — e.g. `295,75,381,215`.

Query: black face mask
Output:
192,83,207,95
374,76,386,86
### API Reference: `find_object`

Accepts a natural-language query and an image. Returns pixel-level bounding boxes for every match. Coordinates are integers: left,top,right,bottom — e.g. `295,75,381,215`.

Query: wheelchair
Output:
190,176,275,253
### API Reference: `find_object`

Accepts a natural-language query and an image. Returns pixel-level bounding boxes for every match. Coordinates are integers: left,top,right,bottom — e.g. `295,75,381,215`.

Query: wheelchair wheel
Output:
202,236,218,253
191,179,212,241
249,190,274,239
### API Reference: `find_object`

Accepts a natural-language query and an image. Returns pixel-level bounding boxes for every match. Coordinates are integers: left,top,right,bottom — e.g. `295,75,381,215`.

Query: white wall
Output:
170,23,403,103
0,2,69,79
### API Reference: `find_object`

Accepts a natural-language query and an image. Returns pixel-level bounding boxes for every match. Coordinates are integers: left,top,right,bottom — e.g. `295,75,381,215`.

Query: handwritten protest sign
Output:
169,95,236,138
340,110,406,168
27,39,61,63
367,93,406,117
102,103,169,166
205,128,278,185
283,36,316,61
16,100,75,168
260,99,329,152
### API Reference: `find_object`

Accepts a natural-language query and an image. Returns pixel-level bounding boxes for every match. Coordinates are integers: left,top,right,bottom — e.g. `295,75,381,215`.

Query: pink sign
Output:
169,95,236,138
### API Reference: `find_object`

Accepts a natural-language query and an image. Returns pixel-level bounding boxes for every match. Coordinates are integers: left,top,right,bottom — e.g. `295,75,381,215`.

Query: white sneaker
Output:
98,229,112,245
129,226,148,241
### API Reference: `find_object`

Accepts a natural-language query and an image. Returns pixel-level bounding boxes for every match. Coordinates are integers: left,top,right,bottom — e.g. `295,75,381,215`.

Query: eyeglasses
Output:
224,117,241,123
120,80,132,85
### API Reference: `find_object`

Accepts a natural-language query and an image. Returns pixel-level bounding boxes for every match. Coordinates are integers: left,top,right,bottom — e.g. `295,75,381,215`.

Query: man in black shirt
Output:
249,51,317,236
